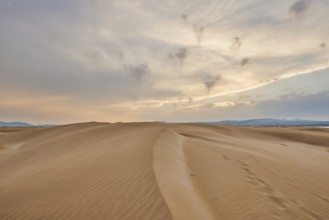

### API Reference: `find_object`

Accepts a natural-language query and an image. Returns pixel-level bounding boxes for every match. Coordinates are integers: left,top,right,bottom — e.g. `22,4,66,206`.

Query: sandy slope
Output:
0,123,329,220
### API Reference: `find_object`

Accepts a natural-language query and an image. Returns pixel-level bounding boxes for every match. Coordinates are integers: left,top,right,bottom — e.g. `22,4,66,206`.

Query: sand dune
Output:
1,123,329,220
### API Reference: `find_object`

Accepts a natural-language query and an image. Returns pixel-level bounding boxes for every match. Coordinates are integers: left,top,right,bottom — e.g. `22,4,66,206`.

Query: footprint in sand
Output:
238,160,288,212
222,154,231,160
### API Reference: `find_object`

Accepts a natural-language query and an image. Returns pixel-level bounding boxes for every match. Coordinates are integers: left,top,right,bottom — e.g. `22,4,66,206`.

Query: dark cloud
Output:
289,0,311,18
319,43,326,50
231,37,242,50
175,48,187,60
230,33,247,52
203,75,221,93
181,14,188,21
240,58,250,67
193,24,204,46
175,48,188,70
124,63,150,83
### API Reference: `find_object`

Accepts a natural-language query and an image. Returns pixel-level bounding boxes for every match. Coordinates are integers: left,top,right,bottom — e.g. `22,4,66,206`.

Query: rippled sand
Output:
1,123,329,220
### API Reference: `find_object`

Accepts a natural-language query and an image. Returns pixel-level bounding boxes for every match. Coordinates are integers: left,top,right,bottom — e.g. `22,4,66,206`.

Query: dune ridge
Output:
1,123,329,220
153,128,215,220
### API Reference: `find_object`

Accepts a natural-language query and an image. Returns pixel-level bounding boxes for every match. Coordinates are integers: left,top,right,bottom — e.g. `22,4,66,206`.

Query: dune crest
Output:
153,128,215,220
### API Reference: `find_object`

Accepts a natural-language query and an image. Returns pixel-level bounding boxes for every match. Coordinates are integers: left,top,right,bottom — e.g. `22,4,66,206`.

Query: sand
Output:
0,123,329,220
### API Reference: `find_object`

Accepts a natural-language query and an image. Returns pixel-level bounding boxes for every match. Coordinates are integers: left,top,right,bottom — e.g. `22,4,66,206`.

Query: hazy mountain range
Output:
2,119,329,127
0,121,55,127
204,118,329,127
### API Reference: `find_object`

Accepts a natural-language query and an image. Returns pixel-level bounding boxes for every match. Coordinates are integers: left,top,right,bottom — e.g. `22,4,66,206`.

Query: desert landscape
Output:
1,0,329,219
0,122,329,220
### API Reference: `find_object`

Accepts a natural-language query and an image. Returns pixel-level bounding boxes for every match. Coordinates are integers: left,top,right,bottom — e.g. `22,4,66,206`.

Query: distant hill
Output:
0,121,34,127
0,121,56,127
204,118,329,127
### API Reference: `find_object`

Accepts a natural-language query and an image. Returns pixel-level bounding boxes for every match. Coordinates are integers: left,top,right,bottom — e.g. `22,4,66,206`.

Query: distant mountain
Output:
0,121,56,127
0,121,34,127
204,118,329,127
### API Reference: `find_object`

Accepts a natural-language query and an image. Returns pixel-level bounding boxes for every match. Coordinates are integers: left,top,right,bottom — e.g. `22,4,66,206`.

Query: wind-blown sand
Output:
0,123,329,220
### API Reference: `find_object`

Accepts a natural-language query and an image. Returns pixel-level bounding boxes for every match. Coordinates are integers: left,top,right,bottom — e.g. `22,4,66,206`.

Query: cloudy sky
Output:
1,0,329,124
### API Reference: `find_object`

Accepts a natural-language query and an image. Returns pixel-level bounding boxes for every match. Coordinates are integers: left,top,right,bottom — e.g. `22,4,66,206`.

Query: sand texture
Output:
1,123,329,220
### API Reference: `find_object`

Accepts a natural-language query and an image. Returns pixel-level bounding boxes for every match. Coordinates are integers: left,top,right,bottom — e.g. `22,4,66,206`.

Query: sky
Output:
1,0,329,124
